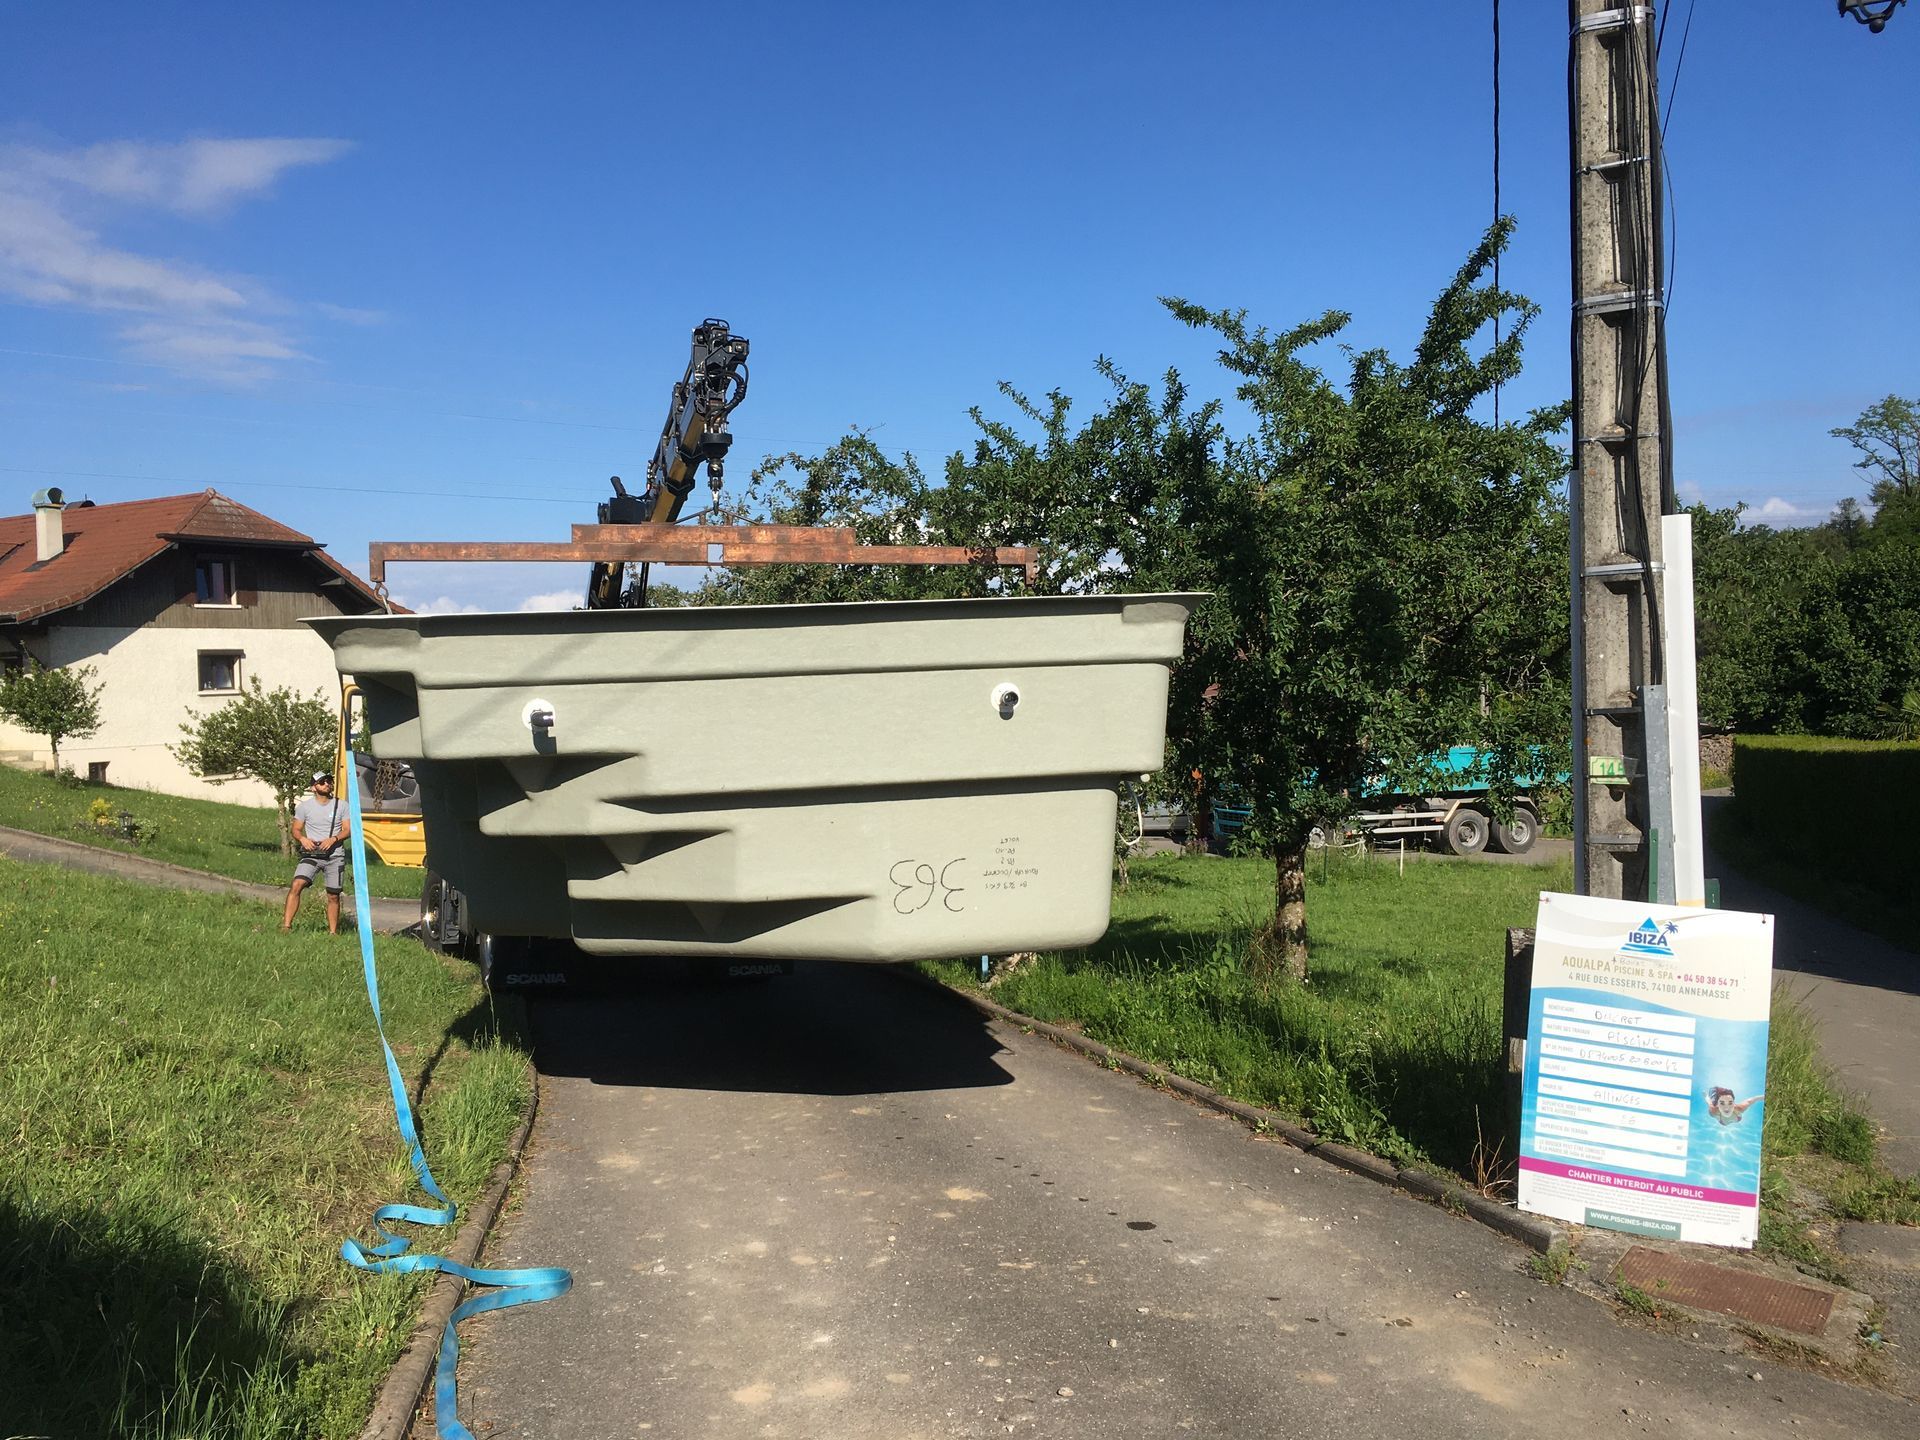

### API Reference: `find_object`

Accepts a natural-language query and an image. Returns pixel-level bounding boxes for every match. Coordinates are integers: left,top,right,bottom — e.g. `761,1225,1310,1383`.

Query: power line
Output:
1492,0,1503,428
0,465,598,506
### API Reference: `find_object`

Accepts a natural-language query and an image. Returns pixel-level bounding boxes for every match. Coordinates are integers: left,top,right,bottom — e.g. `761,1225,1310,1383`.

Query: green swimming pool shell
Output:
309,593,1195,961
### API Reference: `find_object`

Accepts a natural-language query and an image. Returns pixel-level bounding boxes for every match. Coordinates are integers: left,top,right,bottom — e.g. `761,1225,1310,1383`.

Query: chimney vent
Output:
32,487,66,562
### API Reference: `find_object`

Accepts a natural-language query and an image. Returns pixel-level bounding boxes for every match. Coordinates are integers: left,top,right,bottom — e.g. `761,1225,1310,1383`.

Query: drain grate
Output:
1617,1247,1837,1336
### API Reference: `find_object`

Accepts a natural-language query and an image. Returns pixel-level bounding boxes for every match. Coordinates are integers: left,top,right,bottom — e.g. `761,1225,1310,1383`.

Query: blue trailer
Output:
1207,747,1561,857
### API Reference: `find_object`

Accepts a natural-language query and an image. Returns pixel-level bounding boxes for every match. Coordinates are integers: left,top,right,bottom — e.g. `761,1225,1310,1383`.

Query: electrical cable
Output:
1661,0,1698,134
1621,15,1668,682
1492,0,1503,429
0,464,598,506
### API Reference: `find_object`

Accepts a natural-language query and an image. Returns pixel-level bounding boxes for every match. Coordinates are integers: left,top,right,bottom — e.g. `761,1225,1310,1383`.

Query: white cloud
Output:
12,138,351,215
312,300,386,326
0,190,248,313
518,589,585,612
404,595,488,615
118,318,310,384
0,136,353,381
1747,497,1824,527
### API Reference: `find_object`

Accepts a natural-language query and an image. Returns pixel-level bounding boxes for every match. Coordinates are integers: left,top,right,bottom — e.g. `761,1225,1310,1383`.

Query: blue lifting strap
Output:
337,758,572,1440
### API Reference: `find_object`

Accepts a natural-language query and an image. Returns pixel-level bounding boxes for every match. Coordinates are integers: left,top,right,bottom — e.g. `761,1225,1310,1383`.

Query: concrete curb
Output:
917,970,1568,1256
356,1075,543,1440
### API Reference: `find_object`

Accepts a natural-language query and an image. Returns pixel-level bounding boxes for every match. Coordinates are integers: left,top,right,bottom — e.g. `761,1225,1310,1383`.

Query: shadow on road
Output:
527,959,1017,1095
1703,794,1920,999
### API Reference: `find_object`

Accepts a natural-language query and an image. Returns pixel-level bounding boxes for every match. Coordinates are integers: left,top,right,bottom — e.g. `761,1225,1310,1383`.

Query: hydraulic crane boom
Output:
366,317,1037,606
587,318,751,608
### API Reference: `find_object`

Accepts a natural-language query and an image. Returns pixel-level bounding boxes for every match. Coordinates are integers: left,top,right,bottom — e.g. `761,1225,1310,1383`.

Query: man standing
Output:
283,770,351,934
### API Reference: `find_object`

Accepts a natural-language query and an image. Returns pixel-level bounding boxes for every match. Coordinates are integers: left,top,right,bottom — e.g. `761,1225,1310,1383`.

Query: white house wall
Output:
0,623,342,805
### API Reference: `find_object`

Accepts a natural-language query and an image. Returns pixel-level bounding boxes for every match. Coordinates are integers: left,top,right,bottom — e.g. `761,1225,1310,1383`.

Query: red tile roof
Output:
0,489,388,623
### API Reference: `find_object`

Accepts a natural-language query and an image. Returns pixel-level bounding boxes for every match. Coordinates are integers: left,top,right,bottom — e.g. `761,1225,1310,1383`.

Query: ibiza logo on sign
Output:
1621,916,1680,957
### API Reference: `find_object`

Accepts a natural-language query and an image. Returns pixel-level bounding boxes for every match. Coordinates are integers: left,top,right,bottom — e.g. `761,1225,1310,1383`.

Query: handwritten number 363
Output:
890,859,967,914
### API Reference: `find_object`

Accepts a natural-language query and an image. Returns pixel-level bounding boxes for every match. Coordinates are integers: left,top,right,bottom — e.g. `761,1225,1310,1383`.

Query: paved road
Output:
0,823,420,933
461,964,1915,1439
1700,795,1920,1177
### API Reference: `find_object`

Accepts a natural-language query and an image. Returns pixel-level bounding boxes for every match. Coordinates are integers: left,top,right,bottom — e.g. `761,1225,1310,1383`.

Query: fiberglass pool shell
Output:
308,593,1196,961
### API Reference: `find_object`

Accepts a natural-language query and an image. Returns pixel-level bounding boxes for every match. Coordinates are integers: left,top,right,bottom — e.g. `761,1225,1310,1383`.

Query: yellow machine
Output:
336,681,428,868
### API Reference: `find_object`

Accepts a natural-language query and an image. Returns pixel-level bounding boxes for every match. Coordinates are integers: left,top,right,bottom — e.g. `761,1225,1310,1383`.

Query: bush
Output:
1730,735,1915,905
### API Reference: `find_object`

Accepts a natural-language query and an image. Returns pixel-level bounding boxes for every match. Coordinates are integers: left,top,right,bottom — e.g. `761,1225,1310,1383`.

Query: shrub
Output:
1730,735,1915,903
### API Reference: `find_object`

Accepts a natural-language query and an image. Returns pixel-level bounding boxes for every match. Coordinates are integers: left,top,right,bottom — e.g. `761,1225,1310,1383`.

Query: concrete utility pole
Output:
1567,1,1676,903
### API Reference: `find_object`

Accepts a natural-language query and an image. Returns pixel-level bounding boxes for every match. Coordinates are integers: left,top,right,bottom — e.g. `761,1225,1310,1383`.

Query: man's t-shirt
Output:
294,795,345,849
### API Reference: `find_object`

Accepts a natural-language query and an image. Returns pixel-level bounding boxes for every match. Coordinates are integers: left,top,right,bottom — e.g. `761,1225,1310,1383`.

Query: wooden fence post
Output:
1502,927,1535,1163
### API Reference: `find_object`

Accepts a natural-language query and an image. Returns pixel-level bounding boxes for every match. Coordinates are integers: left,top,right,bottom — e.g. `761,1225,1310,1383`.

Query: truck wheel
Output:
475,934,569,993
420,871,450,953
1490,806,1538,855
474,932,514,992
1442,807,1490,857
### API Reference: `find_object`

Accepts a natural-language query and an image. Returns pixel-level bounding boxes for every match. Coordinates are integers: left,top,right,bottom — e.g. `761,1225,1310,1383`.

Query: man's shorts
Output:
295,850,346,894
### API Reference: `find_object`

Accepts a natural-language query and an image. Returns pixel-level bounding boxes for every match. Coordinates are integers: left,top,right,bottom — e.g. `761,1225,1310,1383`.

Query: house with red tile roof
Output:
0,488,387,802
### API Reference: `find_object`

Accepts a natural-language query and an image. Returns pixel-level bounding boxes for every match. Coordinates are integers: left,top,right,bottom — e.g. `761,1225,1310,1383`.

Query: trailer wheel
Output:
1490,806,1538,855
1442,807,1490,856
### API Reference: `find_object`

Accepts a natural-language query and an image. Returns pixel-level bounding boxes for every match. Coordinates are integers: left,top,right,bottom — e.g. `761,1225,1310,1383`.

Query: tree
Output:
703,227,1567,981
0,661,103,772
173,678,335,854
697,433,982,606
1831,394,1918,509
1691,499,1920,739
1160,220,1570,980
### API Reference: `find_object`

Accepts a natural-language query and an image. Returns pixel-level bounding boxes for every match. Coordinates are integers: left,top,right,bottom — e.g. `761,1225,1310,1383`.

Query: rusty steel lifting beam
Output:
367,523,1039,590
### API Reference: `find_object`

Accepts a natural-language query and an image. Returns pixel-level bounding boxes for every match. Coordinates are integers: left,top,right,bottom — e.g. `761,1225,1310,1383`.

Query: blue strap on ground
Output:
337,760,571,1440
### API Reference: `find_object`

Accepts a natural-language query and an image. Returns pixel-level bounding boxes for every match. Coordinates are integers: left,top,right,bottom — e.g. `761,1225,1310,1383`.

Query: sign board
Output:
1517,892,1774,1249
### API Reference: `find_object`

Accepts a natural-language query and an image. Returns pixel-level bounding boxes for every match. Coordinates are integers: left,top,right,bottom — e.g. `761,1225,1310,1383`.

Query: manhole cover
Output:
1617,1247,1836,1336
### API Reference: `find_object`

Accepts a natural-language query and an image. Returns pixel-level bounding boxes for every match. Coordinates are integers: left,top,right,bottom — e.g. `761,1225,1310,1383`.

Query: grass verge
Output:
924,851,1912,1279
0,855,529,1439
0,762,423,900
927,850,1564,1173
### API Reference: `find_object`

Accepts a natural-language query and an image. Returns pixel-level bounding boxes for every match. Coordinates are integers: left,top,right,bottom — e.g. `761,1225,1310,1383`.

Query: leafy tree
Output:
1828,496,1870,549
698,433,980,606
1691,501,1920,738
0,660,103,772
1831,394,1918,509
704,226,1567,980
172,678,335,854
1160,220,1569,980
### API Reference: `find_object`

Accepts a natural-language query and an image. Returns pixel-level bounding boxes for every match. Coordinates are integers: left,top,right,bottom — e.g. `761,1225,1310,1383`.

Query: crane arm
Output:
587,319,750,607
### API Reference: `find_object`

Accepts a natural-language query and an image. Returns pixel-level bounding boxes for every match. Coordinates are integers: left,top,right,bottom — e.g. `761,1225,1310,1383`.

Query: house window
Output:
87,761,110,783
198,651,244,694
195,557,238,605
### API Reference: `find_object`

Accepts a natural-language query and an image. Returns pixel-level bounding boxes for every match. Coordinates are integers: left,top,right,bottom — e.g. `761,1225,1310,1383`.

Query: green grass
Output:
932,849,1569,1172
927,850,1912,1275
0,855,529,1439
0,762,423,900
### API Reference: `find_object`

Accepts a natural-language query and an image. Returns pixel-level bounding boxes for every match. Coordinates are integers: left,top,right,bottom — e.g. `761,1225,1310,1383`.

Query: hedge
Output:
1730,735,1916,905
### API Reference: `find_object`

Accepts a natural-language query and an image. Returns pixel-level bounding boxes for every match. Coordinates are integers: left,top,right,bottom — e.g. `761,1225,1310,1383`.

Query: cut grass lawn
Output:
933,850,1567,1173
925,850,1909,1277
0,855,528,1439
0,762,423,900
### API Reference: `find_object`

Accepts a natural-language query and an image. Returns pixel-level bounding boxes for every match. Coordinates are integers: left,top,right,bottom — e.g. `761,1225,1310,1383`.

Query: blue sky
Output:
4,3,1915,612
